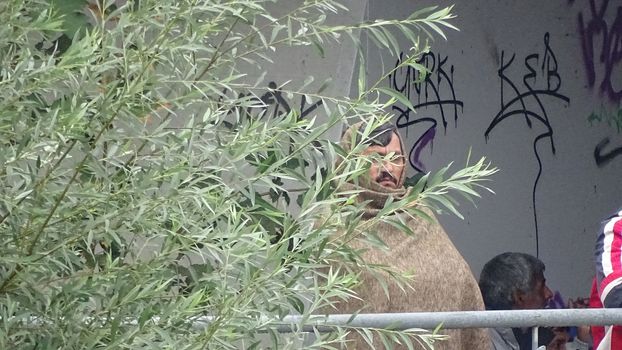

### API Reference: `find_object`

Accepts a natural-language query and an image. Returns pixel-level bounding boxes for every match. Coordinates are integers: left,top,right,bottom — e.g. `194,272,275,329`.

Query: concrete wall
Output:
227,0,369,143
221,0,622,300
362,0,622,298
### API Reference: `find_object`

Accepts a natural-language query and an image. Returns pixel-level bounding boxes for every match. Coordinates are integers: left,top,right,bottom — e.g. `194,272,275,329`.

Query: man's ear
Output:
512,290,526,309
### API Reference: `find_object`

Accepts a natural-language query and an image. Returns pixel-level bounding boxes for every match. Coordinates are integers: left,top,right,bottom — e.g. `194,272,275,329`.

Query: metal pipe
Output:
190,308,622,332
532,326,539,350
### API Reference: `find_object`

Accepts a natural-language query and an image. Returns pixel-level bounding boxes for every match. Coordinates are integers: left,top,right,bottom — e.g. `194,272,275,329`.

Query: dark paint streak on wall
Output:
589,104,622,166
595,137,622,166
484,32,570,257
577,0,622,103
388,51,463,173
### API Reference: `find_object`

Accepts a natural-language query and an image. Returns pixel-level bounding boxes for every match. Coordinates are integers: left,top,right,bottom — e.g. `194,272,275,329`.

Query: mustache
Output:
376,171,397,184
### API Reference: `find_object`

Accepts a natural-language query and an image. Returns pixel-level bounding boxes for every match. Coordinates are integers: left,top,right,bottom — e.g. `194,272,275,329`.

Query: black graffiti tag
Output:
388,51,463,172
216,81,323,204
220,81,323,126
484,32,570,257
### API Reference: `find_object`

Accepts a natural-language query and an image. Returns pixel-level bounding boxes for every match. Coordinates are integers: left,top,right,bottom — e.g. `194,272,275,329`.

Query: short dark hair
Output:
478,252,546,310
356,123,399,147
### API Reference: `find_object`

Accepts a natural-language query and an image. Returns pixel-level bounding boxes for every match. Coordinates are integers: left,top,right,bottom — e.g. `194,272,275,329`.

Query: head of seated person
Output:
479,253,574,349
479,252,553,311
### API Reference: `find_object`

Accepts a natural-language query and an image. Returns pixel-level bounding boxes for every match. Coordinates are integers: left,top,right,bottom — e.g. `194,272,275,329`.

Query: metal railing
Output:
191,309,622,350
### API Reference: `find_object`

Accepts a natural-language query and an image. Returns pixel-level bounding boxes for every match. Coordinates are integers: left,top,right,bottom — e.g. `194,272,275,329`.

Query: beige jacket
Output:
328,123,490,349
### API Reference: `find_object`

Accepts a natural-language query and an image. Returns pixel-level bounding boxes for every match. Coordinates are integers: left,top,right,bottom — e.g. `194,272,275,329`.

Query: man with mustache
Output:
329,122,490,349
360,124,403,189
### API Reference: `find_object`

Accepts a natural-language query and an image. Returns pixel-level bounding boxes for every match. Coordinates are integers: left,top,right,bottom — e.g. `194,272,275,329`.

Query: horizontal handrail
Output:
190,308,622,332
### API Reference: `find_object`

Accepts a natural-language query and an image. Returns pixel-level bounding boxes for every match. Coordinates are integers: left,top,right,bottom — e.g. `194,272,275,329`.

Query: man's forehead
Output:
366,130,399,144
364,139,402,154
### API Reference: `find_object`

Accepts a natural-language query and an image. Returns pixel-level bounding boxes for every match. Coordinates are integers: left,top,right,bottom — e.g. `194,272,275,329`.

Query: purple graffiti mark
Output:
395,117,437,171
595,137,622,166
412,124,437,172
388,51,463,172
484,32,570,257
577,0,622,103
574,1,622,165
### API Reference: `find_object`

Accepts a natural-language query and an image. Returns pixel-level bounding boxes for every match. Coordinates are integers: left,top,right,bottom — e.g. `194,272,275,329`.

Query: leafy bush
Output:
0,0,494,348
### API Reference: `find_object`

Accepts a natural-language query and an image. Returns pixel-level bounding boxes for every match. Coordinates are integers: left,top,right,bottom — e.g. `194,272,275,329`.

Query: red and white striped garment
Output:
592,209,622,349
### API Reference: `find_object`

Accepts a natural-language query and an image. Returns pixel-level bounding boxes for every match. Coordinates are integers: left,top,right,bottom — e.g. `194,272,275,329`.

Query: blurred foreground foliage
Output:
0,0,494,348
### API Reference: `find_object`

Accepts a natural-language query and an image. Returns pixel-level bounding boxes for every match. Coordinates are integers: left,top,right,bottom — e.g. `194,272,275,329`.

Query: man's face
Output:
361,132,405,189
515,273,553,309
